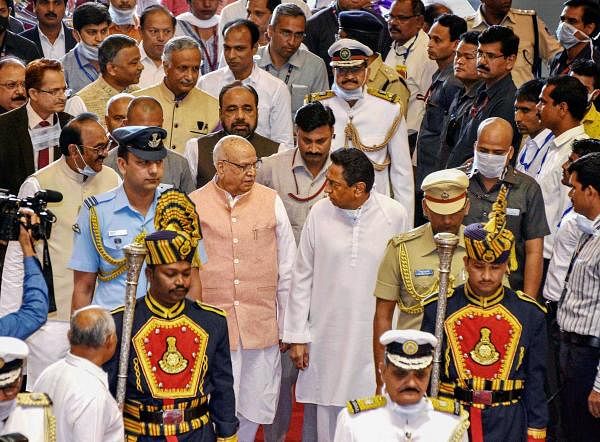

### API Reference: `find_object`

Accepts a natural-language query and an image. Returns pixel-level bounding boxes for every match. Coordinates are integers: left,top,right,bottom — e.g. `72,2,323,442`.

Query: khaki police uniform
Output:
374,169,470,329
467,7,562,87
368,54,410,115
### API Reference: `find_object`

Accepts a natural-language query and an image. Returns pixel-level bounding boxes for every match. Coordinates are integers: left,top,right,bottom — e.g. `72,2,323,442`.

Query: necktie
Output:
37,120,51,169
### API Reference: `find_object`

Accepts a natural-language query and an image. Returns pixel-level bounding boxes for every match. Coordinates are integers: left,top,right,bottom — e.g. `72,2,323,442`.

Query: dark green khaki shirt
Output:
463,166,549,291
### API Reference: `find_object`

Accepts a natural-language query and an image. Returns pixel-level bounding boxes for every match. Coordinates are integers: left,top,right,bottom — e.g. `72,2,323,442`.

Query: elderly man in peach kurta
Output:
189,135,296,442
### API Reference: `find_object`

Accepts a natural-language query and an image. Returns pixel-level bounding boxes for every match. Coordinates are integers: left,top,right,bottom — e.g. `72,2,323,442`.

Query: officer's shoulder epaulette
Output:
346,395,386,414
195,301,227,317
380,63,399,81
390,224,427,246
111,305,126,315
430,397,463,416
305,90,335,103
515,291,547,313
16,392,52,407
512,8,535,16
367,88,400,104
83,189,116,209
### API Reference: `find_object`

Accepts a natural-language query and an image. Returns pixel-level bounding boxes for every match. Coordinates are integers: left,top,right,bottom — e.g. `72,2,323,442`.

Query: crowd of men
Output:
1,0,600,440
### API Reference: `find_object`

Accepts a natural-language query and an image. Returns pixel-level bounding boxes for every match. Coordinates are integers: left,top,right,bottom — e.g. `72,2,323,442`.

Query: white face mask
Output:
77,41,99,61
556,21,589,50
109,4,137,26
332,81,364,101
576,213,596,235
473,150,509,179
74,147,98,177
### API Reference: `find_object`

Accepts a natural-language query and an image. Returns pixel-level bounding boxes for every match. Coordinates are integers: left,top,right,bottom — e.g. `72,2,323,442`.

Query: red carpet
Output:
255,400,304,442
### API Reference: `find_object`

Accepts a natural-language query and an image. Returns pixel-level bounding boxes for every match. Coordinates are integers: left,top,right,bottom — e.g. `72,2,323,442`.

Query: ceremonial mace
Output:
116,242,147,411
430,232,459,398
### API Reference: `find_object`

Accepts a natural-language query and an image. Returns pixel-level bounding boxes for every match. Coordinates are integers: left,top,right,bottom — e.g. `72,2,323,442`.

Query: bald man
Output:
104,93,134,133
189,135,296,441
33,306,123,441
103,96,195,193
0,58,26,114
463,117,548,296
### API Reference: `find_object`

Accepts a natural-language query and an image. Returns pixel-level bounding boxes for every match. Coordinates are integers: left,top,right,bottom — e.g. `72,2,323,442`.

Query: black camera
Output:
0,189,63,242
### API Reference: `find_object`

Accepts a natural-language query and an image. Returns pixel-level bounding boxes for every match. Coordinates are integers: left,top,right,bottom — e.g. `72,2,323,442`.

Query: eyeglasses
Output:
36,87,72,98
78,139,117,154
334,65,366,75
221,158,262,172
476,50,507,61
384,13,420,22
277,28,305,41
0,81,25,90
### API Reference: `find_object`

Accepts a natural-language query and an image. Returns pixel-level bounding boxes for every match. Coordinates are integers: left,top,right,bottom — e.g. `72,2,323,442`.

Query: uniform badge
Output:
402,340,419,356
72,223,80,234
415,269,434,277
441,191,450,200
148,132,161,148
470,327,500,365
339,47,351,61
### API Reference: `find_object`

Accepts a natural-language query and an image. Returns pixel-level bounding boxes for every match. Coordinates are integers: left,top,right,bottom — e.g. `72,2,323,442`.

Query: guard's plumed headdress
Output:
145,189,202,267
463,185,517,271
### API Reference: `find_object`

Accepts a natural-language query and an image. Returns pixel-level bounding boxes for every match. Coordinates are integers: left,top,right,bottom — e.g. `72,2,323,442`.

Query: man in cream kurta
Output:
0,115,120,388
284,148,409,442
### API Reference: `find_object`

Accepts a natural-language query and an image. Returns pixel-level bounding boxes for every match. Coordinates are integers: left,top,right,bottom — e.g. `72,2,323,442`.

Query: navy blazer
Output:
20,22,77,58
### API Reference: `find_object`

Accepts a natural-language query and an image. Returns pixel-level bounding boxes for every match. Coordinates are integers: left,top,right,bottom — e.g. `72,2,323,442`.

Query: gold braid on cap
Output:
145,189,203,266
464,185,517,271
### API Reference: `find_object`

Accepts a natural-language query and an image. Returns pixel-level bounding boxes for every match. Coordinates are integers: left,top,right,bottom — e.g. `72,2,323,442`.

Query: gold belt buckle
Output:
472,389,493,405
162,409,184,425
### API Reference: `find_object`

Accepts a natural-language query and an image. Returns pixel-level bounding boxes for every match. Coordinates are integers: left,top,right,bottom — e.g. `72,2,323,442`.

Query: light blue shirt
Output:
69,185,164,310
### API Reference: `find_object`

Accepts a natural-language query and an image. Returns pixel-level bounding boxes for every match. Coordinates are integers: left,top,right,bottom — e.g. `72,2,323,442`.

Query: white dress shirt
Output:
137,42,165,89
34,352,123,442
515,128,554,177
39,25,66,59
543,210,579,302
536,125,588,258
384,29,438,133
283,193,408,406
199,64,294,147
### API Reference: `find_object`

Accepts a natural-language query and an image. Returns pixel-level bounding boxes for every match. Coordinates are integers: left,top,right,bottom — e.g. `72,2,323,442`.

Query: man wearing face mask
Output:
571,59,600,138
61,3,112,94
550,0,600,77
308,38,414,221
464,117,548,296
108,0,141,41
0,113,121,389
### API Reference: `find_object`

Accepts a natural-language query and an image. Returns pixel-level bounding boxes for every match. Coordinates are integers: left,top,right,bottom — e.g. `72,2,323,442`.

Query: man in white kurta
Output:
33,306,123,442
308,38,414,222
284,148,409,442
0,115,120,388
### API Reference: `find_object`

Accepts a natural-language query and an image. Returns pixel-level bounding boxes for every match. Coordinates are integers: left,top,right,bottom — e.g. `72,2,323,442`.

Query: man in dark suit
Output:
304,0,392,84
0,0,43,63
184,81,280,189
0,59,72,194
20,0,76,60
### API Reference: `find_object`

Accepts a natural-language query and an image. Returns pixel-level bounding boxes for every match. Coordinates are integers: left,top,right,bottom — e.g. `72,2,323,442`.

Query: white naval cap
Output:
0,337,28,388
380,329,438,370
328,38,373,67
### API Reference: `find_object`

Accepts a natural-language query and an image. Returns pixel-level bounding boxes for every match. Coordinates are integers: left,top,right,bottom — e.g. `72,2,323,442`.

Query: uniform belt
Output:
454,386,523,405
561,331,600,349
138,404,208,425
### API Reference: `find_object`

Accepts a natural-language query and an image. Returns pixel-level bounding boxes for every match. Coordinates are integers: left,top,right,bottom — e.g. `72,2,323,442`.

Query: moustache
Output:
305,152,323,157
389,25,401,33
12,95,26,102
399,387,421,393
477,64,490,72
45,13,57,18
233,120,249,126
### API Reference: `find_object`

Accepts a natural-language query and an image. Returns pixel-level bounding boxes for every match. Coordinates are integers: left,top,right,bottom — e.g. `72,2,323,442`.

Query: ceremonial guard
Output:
373,169,470,390
69,126,176,311
0,337,56,442
306,38,414,220
104,190,238,441
335,329,469,441
421,186,548,441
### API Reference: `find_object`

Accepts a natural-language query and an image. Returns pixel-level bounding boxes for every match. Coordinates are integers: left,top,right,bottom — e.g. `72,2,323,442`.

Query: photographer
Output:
0,211,48,339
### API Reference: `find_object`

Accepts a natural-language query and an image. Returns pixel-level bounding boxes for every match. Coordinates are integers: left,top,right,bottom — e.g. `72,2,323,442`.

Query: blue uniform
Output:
0,256,48,339
68,184,170,310
421,284,548,442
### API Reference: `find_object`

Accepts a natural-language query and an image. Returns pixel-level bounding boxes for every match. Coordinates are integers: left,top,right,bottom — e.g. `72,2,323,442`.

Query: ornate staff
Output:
430,232,460,398
116,242,147,411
